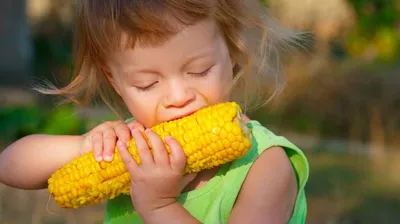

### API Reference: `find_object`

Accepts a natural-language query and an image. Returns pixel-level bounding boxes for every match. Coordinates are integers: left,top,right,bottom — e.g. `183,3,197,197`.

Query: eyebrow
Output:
181,48,215,69
124,68,159,77
123,48,215,77
122,63,160,78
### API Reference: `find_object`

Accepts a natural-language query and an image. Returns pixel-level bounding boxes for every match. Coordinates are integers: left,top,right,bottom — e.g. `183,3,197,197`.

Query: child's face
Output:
107,19,235,128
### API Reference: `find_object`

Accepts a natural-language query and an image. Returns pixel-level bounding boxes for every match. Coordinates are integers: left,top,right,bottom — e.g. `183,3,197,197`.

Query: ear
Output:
230,57,236,69
230,56,240,76
232,63,241,77
101,65,122,96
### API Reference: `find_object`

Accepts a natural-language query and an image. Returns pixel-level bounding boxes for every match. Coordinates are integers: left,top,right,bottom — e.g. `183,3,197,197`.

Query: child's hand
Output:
116,128,197,216
80,120,144,162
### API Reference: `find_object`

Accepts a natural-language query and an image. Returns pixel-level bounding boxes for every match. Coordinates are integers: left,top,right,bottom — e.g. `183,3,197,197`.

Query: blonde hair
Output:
37,0,304,118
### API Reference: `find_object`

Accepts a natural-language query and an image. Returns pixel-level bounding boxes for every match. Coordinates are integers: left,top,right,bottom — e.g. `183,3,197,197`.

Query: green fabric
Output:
104,120,309,224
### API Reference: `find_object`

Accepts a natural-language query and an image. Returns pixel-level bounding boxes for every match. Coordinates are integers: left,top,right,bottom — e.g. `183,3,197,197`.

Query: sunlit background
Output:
1,0,399,223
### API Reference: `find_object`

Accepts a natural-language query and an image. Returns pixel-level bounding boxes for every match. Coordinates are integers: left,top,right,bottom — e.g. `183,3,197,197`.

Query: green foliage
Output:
261,0,400,62
0,106,43,141
307,152,400,223
40,105,85,135
348,0,400,29
345,0,400,62
0,104,88,148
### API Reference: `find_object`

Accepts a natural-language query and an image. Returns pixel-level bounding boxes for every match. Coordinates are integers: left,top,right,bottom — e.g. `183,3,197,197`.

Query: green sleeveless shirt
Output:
104,120,309,223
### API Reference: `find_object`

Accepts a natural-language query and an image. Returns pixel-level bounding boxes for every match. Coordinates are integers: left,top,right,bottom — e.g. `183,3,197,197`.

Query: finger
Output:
165,136,187,173
92,132,104,162
90,121,114,133
132,129,154,166
127,121,145,134
180,173,198,189
241,114,251,123
117,140,139,173
115,122,132,146
103,128,117,162
144,129,170,167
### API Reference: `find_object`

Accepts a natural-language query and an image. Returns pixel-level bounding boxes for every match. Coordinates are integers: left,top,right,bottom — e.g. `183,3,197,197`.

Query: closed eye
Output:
136,82,157,92
189,66,213,77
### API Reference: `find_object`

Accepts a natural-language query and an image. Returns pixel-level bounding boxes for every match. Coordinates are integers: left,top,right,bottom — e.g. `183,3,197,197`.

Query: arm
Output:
0,120,139,190
0,134,83,189
140,202,201,224
228,146,298,224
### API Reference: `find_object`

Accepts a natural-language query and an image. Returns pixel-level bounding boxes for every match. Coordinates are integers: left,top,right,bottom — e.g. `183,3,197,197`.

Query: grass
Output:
306,152,400,224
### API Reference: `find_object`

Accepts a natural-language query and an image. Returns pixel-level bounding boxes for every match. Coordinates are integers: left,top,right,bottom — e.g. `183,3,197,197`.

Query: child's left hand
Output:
116,127,197,217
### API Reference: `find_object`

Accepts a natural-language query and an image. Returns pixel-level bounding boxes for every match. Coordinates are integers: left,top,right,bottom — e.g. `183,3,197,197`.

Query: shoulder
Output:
228,120,309,223
229,146,298,223
245,120,309,189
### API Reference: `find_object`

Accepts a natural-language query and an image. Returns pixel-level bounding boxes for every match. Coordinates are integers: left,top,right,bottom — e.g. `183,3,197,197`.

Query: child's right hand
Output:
80,120,144,162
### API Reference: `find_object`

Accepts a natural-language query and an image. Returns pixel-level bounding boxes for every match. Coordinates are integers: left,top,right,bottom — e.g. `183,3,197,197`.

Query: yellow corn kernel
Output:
48,102,252,209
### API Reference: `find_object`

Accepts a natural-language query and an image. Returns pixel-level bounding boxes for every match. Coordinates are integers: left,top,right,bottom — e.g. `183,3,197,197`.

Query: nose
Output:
164,78,195,108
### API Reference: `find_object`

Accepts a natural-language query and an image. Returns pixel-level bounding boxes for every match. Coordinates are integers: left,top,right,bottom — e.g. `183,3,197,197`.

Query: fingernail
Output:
104,154,113,162
95,154,102,162
122,139,128,147
138,126,145,132
117,140,125,149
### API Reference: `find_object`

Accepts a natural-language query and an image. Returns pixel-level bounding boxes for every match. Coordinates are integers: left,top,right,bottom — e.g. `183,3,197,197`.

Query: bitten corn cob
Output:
48,102,252,209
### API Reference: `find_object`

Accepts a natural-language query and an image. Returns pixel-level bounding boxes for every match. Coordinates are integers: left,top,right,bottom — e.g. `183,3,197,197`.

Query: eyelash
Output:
190,66,213,77
135,66,213,92
136,82,157,92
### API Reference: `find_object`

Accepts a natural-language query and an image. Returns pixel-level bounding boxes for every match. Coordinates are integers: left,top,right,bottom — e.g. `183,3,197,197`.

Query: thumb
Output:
180,172,198,189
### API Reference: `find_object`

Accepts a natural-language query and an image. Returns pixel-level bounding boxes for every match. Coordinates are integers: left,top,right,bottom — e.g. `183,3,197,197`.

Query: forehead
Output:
112,19,222,66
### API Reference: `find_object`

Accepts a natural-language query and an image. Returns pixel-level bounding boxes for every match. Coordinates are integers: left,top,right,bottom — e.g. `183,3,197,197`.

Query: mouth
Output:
168,110,197,122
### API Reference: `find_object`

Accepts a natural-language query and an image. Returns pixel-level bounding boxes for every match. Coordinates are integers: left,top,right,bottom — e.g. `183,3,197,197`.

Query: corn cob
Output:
48,102,252,209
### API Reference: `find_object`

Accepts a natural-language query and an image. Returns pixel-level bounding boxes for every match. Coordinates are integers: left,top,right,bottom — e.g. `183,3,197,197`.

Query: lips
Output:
168,110,197,122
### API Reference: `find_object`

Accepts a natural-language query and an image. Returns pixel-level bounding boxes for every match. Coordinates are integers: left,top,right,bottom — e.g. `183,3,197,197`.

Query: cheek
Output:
119,89,159,127
199,68,233,102
217,63,234,90
217,66,234,100
129,107,154,127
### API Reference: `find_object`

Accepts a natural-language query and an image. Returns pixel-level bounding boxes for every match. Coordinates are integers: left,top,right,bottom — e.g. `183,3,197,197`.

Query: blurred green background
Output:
0,0,399,223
